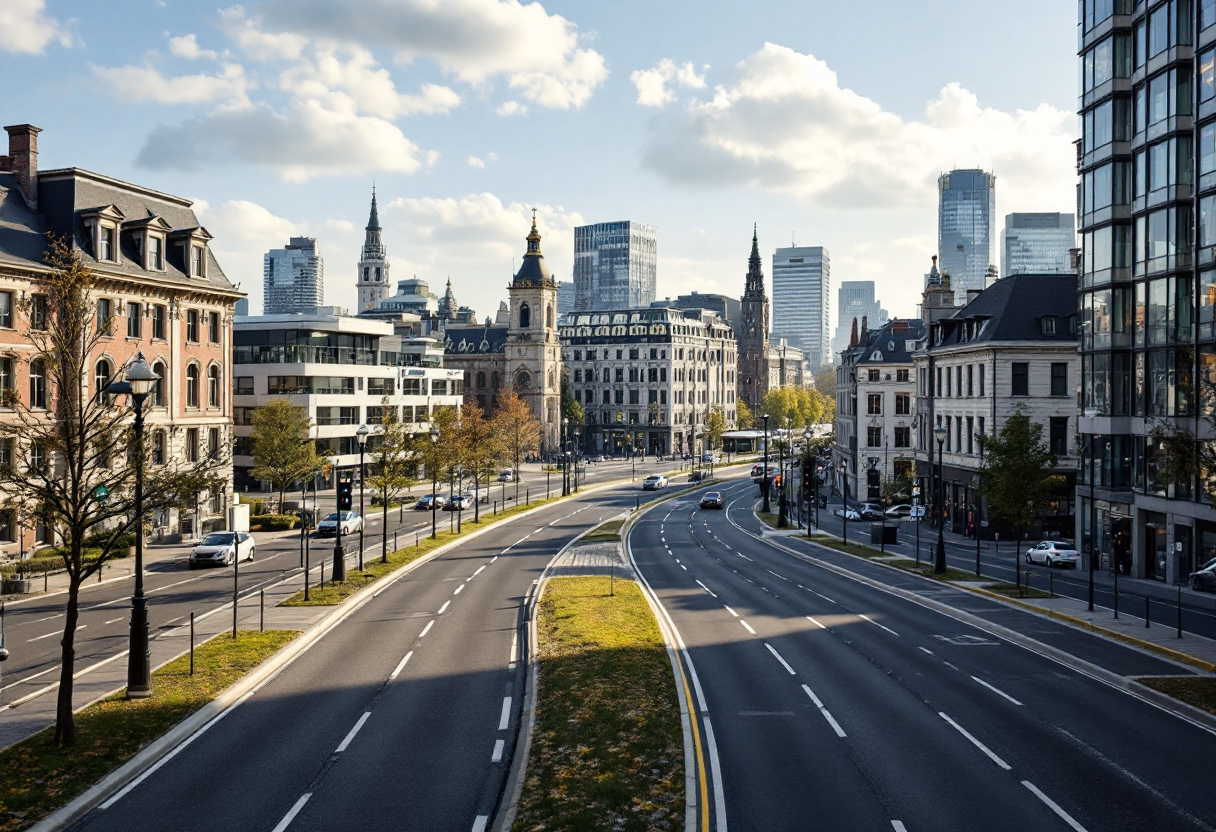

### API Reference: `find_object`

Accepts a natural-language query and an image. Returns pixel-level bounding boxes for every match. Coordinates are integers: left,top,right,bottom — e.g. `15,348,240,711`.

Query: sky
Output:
0,0,1078,329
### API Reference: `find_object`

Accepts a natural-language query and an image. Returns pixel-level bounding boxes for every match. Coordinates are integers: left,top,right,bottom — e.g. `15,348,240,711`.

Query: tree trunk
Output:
473,473,480,523
1015,525,1022,589
52,575,82,746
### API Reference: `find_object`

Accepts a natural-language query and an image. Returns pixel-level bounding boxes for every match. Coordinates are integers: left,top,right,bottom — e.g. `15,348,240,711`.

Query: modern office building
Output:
938,168,997,304
556,280,575,317
572,220,657,311
832,281,888,361
1077,0,1216,584
264,237,323,315
1001,213,1076,276
771,245,831,369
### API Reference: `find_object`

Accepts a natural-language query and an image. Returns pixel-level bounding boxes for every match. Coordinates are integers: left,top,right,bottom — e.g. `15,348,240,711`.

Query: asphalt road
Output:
68,481,664,832
630,476,1216,832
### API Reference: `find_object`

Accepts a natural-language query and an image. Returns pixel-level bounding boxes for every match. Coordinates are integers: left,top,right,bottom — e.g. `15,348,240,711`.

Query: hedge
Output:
252,514,298,531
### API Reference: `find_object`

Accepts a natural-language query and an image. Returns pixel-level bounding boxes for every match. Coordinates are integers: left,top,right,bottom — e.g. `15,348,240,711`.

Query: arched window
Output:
519,302,531,329
476,371,486,389
95,359,111,403
516,371,531,389
151,361,166,407
186,364,199,408
208,365,220,408
546,304,554,328
491,372,500,388
547,369,555,389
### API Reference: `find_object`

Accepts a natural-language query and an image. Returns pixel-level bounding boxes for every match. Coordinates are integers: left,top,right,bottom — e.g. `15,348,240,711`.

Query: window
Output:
1204,0,1216,30
1011,362,1029,396
0,292,11,329
894,426,911,448
95,360,111,402
1051,363,1068,396
208,311,220,344
148,235,163,270
127,302,141,338
895,393,910,415
30,294,47,331
29,358,45,408
99,225,115,262
519,302,531,329
186,428,199,462
191,246,204,277
979,364,985,397
867,393,882,415
868,369,879,381
0,357,11,403
152,361,166,406
896,369,909,383
186,364,199,408
209,427,221,459
1042,317,1057,335
152,305,166,340
367,377,394,396
867,426,882,447
96,299,112,336
208,365,220,407
1049,417,1069,457
186,310,199,342
966,365,974,397
956,366,963,397
152,430,166,465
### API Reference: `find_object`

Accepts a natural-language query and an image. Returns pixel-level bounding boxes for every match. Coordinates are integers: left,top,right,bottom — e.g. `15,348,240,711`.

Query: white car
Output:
189,532,255,568
316,511,363,537
885,504,927,519
833,507,861,520
497,470,516,482
642,475,669,490
1025,540,1080,568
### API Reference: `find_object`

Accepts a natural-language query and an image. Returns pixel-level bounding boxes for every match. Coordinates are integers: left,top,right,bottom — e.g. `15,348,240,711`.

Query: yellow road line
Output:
678,651,710,831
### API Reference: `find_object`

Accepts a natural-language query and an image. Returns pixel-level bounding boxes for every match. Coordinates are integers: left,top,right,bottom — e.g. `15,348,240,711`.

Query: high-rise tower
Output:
264,237,323,314
572,220,657,311
772,245,831,369
937,169,996,303
357,186,389,313
737,225,771,414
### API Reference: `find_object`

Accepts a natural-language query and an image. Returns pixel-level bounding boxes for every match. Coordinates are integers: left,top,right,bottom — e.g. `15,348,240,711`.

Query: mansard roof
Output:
930,273,1078,348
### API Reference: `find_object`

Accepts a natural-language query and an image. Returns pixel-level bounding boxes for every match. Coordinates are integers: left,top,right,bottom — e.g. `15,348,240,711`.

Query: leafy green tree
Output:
0,236,223,745
980,407,1059,583
250,399,320,511
705,407,727,454
735,399,754,430
814,366,837,398
366,400,418,559
563,397,585,426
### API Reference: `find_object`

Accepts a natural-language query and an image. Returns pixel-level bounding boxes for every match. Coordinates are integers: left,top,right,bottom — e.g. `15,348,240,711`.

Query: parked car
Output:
1190,557,1216,592
316,511,363,537
700,491,724,509
189,532,255,568
642,475,668,490
496,470,516,482
590,454,606,463
1024,540,1081,568
885,504,926,519
443,494,473,511
833,507,861,520
414,494,442,511
859,504,885,520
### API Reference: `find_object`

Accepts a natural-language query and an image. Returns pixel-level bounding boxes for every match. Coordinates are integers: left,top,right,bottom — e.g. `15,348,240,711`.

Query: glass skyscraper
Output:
1001,213,1077,275
263,236,323,314
572,221,657,311
771,246,831,369
938,169,997,303
832,281,888,359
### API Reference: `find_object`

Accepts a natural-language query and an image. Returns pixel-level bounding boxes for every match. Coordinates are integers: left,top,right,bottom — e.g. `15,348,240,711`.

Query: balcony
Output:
235,344,381,366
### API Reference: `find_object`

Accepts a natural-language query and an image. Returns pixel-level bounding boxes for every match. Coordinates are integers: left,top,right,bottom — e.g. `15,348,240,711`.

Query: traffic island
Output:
514,576,682,832
1136,677,1216,716
0,630,298,832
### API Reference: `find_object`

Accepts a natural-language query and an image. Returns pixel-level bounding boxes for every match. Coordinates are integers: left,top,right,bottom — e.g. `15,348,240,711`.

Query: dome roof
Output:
513,209,552,285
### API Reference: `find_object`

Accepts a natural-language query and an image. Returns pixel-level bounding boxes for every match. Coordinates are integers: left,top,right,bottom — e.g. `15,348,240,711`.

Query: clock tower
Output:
357,186,389,313
738,225,770,415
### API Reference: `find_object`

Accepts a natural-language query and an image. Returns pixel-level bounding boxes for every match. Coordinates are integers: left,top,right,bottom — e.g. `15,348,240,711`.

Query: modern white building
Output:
264,237,324,315
232,311,463,492
772,245,831,370
572,220,658,311
1001,213,1076,276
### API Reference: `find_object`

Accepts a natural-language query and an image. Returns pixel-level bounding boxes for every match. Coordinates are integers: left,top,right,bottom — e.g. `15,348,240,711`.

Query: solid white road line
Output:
499,696,512,730
806,615,828,630
335,712,371,753
1022,781,1089,832
801,684,847,737
389,651,414,680
939,712,1011,770
472,815,490,832
972,675,1024,706
454,584,464,595
270,793,312,832
736,553,754,562
695,580,718,598
419,620,434,638
438,600,451,614
764,643,796,675
704,717,728,832
492,739,505,762
858,614,899,637
766,569,788,581
724,606,739,618
740,620,756,635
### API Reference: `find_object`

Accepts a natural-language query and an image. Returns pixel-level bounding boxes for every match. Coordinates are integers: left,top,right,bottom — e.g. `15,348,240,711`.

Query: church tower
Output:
738,225,771,414
506,210,561,454
357,186,389,313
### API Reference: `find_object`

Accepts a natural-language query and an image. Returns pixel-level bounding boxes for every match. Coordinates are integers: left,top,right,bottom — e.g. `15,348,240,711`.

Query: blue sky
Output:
1,0,1077,326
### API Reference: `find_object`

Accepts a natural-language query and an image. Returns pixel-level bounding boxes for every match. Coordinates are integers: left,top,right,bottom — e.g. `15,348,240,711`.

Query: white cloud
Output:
169,33,218,60
219,5,307,61
425,150,441,168
279,45,460,118
0,0,72,54
468,156,486,168
137,100,424,182
193,199,299,314
630,58,706,108
496,100,526,117
639,43,1075,211
254,0,607,109
92,63,248,105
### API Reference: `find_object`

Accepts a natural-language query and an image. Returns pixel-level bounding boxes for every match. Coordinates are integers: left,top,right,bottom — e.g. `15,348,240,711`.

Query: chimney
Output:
3,124,42,209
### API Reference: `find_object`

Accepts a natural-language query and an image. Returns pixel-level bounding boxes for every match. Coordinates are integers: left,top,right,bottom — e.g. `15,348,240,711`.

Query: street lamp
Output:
106,352,159,698
332,453,346,584
562,417,570,496
761,414,771,514
838,459,849,545
1084,406,1098,611
803,427,814,531
429,428,439,539
975,431,985,578
934,424,948,574
573,429,581,492
356,424,369,571
777,422,789,528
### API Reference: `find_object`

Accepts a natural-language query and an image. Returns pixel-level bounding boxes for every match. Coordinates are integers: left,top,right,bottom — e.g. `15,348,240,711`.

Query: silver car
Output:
1024,540,1080,568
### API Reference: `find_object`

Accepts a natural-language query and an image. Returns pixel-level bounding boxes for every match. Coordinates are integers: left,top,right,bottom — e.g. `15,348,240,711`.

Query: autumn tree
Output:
492,389,541,499
458,399,502,522
0,237,224,745
814,366,837,398
365,399,418,560
735,399,754,430
705,407,727,454
250,399,320,511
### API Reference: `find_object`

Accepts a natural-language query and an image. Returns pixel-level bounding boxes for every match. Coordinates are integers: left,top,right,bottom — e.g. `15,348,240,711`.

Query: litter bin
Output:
869,524,899,545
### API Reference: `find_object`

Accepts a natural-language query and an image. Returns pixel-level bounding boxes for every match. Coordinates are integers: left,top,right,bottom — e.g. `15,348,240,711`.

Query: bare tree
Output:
0,237,224,745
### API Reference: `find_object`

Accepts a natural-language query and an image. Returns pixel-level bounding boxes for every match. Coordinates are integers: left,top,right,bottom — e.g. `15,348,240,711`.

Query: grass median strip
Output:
515,576,682,832
0,629,298,832
582,518,624,544
1137,677,1216,716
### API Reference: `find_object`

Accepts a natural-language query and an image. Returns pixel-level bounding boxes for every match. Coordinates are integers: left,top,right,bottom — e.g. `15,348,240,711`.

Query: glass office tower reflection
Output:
937,169,997,303
573,221,658,311
1002,213,1077,275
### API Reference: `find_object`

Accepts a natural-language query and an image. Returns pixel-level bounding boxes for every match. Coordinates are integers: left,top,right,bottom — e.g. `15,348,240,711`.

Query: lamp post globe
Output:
933,424,948,574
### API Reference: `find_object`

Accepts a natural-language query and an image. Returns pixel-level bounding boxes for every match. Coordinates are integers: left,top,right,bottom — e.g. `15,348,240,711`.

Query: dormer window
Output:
148,235,163,270
169,226,213,279
99,226,115,262
80,205,126,265
1042,316,1057,335
192,245,204,277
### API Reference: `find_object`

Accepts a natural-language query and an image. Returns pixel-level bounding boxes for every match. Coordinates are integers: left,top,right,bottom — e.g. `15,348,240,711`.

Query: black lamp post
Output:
975,430,985,578
573,429,581,492
838,459,849,544
356,424,369,571
761,414,771,514
429,428,439,539
107,352,159,698
777,423,789,528
561,417,570,496
1084,406,1098,610
803,428,814,530
332,453,347,584
934,425,948,574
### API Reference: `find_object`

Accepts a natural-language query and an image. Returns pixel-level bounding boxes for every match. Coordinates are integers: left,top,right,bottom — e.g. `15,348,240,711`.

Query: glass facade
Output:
938,169,997,303
572,221,658,311
1001,213,1077,274
263,236,324,315
771,246,831,369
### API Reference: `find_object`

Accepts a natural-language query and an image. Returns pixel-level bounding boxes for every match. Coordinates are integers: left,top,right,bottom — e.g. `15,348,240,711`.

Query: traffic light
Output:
337,476,353,511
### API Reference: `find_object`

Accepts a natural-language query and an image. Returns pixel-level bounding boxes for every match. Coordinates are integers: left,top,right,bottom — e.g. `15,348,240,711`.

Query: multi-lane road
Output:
630,478,1216,831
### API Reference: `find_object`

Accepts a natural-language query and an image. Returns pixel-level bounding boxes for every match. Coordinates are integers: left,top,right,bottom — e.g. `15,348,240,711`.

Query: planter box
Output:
3,577,32,594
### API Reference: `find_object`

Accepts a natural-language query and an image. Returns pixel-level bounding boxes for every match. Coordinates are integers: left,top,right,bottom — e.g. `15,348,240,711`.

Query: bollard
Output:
1145,595,1150,628
1049,571,1054,599
394,530,399,553
1177,584,1183,639
44,571,48,593
260,589,265,633
494,500,497,515
635,495,639,510
320,558,325,587
98,563,103,583
526,487,530,506
189,611,195,676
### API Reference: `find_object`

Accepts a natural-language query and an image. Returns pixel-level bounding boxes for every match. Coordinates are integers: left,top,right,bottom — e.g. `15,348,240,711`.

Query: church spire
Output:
363,185,385,259
368,184,380,230
744,223,764,297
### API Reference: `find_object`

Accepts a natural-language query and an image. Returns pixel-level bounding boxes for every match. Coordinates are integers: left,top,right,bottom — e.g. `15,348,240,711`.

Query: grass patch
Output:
980,581,1055,599
814,538,888,558
282,496,561,606
515,576,682,832
1137,677,1216,715
886,559,984,582
0,629,297,832
582,518,625,544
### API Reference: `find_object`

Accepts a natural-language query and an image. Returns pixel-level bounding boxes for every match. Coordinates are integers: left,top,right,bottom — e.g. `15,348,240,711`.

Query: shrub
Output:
244,497,266,517
253,514,298,531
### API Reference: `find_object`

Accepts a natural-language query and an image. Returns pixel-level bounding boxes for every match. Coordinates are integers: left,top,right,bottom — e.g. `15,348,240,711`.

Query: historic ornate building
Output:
356,187,389,313
738,226,771,413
